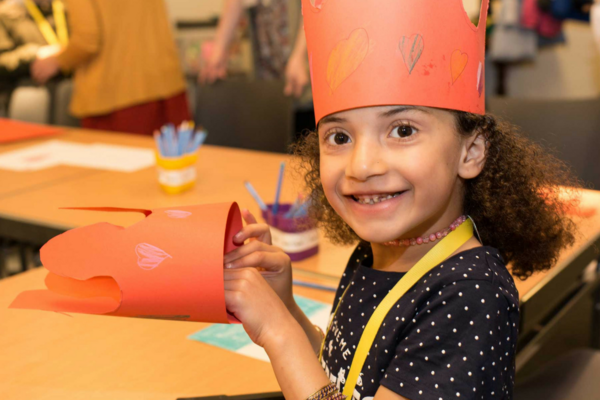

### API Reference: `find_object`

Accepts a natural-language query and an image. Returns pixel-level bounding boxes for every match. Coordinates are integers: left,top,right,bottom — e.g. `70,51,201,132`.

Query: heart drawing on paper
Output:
135,243,172,270
451,50,468,84
327,28,369,92
477,61,484,96
165,210,192,219
399,34,424,74
309,52,314,84
310,0,325,11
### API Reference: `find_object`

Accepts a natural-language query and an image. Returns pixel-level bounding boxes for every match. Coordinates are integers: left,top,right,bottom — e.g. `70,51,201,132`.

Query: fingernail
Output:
234,232,242,240
225,263,233,269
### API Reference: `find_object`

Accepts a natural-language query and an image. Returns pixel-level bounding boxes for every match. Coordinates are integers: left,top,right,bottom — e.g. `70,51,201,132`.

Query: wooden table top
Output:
0,129,349,399
0,129,355,278
0,266,336,400
1,129,599,399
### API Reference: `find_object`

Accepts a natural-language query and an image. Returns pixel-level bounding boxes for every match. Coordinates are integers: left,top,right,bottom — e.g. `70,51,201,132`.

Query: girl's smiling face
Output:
318,105,485,244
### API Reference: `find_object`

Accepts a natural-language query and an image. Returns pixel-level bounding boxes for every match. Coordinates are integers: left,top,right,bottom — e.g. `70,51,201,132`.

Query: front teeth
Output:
355,193,399,205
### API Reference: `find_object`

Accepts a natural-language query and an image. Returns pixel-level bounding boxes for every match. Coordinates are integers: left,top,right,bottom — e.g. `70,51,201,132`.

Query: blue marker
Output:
178,127,193,156
284,196,301,218
153,131,165,156
292,198,311,218
161,124,176,157
244,181,268,211
189,130,208,153
292,280,337,292
272,162,285,215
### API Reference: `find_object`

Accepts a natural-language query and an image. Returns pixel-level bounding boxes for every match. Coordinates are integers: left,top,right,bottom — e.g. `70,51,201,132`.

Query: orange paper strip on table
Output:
0,118,64,143
9,202,243,324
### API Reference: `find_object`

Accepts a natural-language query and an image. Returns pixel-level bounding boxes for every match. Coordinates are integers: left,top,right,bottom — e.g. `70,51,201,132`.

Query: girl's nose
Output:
345,138,388,181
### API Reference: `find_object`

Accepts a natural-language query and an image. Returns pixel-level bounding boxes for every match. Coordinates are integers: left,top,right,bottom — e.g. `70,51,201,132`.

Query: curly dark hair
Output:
291,111,579,280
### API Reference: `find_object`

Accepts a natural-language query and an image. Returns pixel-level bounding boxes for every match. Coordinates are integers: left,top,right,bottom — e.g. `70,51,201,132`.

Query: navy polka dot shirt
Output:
321,243,519,400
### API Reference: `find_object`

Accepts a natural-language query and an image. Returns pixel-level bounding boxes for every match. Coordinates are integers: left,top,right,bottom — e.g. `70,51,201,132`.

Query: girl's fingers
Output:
223,273,244,288
224,239,279,265
223,267,260,284
223,271,258,317
233,222,272,245
241,209,258,225
224,250,288,273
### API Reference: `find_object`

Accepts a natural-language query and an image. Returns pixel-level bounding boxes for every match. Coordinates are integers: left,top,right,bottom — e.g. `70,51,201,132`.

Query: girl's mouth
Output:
350,191,405,205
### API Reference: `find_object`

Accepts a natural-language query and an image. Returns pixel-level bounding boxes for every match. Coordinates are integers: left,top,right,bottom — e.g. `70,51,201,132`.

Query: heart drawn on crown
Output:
135,243,172,270
327,28,369,92
451,50,469,84
399,34,424,74
310,0,325,12
165,210,192,219
477,61,484,96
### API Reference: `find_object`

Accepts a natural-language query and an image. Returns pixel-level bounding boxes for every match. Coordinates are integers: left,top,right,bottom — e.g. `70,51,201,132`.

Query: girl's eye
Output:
391,124,417,139
326,132,351,145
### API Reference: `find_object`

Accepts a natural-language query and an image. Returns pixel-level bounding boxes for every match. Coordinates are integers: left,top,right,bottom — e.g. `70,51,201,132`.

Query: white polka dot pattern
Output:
321,244,519,400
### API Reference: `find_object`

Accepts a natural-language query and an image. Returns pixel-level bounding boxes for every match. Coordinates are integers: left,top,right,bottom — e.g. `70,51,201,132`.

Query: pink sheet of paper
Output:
10,202,243,323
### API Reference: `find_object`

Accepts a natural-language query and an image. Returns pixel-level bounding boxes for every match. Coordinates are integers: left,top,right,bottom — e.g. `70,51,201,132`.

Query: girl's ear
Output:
458,132,486,179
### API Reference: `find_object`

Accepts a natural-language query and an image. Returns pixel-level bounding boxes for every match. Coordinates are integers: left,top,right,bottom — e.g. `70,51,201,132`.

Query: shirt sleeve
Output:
57,0,101,71
380,279,518,399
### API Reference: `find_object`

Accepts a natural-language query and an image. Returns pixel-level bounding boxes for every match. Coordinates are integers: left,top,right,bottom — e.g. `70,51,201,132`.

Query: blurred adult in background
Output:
31,0,190,135
0,0,67,111
200,0,308,99
591,0,600,52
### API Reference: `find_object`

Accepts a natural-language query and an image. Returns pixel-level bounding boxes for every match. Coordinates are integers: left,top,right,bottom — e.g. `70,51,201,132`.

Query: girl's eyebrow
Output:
378,106,430,118
319,115,346,125
318,106,430,129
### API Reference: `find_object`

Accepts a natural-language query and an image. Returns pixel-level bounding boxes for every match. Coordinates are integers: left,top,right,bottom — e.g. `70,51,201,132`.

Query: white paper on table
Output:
0,140,83,171
61,143,155,172
0,140,155,172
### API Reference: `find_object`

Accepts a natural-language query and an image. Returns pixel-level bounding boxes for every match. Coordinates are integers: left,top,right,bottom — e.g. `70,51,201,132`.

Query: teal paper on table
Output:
188,295,331,361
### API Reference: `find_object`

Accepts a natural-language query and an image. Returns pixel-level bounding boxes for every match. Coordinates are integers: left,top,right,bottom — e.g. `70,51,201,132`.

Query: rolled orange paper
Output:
9,202,243,323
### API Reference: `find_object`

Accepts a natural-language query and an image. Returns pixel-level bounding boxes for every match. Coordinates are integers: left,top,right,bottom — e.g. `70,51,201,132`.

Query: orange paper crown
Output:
303,0,489,123
10,202,242,324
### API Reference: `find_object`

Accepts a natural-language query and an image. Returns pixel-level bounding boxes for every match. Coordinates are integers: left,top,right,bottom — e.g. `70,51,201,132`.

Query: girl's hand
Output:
224,267,297,347
224,209,295,311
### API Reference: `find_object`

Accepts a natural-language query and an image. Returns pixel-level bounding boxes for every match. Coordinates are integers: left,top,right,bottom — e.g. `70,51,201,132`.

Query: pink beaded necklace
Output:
382,215,467,247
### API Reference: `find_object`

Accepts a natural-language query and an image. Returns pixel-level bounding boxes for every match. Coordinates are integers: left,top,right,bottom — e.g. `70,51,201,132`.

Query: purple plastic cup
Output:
261,203,319,261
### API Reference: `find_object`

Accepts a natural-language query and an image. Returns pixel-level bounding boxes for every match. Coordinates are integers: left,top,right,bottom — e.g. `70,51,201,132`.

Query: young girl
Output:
221,0,577,399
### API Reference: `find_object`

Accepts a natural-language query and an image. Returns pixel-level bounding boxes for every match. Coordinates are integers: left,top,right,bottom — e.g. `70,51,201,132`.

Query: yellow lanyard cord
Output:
52,0,68,46
25,0,69,46
320,219,474,398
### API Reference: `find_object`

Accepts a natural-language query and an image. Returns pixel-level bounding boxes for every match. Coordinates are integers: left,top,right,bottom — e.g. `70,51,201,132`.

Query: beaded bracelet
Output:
314,325,325,341
326,392,347,400
307,383,337,400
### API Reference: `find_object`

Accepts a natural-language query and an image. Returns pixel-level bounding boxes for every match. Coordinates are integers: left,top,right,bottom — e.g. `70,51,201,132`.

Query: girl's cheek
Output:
320,158,347,211
319,160,337,197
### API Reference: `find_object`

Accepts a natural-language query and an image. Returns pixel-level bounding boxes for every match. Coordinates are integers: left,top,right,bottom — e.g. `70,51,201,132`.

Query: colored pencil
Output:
153,131,165,156
272,162,285,215
189,130,207,153
293,280,337,292
244,181,268,211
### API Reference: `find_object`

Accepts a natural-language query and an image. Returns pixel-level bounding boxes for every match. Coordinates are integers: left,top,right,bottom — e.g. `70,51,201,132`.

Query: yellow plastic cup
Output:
155,152,198,194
